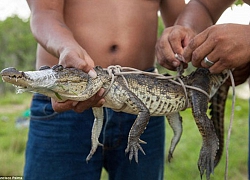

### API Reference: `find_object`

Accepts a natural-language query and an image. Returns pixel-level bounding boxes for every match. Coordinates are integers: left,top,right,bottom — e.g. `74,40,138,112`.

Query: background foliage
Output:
0,16,36,93
234,0,244,6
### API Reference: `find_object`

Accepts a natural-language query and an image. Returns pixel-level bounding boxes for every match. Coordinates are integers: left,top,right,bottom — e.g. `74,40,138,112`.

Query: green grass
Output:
164,93,248,180
0,91,248,179
0,92,31,176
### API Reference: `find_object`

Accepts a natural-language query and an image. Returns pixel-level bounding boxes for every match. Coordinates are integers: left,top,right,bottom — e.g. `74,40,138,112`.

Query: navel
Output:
110,45,118,53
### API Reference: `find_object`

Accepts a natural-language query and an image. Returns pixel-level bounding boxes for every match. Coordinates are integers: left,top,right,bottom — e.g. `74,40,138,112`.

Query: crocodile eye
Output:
39,65,51,71
52,65,64,71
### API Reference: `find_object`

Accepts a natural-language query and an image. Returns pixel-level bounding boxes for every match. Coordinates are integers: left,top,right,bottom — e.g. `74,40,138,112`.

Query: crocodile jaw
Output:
1,67,59,91
1,67,89,101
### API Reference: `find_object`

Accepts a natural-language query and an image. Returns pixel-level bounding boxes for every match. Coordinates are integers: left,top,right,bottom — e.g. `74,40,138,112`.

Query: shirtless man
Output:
24,0,185,179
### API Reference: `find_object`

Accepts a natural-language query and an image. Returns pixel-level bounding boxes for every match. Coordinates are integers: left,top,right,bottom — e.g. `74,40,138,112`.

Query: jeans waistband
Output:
32,93,51,101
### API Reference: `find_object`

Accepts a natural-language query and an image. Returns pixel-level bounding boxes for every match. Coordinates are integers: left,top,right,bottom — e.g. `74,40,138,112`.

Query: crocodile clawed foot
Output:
168,151,173,162
197,139,218,180
86,142,103,162
125,138,147,163
198,151,213,180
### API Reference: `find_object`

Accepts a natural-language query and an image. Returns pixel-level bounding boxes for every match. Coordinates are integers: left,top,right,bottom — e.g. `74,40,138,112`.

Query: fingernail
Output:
72,101,78,107
174,53,185,62
172,61,179,67
100,99,105,106
209,69,216,74
98,88,105,97
88,69,97,78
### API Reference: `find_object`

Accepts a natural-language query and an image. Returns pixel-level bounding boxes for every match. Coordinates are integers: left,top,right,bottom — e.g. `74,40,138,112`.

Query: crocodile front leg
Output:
166,112,183,162
123,89,150,163
190,89,218,180
86,107,104,162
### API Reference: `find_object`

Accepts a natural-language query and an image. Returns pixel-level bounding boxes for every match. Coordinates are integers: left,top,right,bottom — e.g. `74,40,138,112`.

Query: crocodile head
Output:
1,65,104,102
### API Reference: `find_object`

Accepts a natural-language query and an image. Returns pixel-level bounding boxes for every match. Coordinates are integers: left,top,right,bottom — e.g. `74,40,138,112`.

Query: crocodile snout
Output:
1,67,24,78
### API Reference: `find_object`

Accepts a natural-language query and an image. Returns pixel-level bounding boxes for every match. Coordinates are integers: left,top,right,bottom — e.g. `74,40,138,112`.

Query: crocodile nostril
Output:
52,64,64,71
39,65,51,71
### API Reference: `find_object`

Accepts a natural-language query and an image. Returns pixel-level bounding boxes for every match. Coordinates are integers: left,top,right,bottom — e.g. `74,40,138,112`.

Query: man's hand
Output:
183,24,250,74
225,63,250,86
156,25,195,70
52,88,106,113
51,43,104,113
59,46,97,78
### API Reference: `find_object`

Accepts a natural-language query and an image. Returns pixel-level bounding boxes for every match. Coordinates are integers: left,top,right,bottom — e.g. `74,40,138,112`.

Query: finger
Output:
156,26,191,70
77,51,97,78
65,56,97,78
52,99,76,112
66,56,92,71
183,38,194,64
73,97,105,113
168,30,185,56
201,56,216,69
94,98,106,107
59,49,97,78
168,26,194,55
208,60,227,74
73,88,105,113
156,40,180,70
167,27,193,67
183,30,210,65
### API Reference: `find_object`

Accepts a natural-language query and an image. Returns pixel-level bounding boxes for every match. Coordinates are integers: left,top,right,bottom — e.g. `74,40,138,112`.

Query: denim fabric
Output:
23,93,165,180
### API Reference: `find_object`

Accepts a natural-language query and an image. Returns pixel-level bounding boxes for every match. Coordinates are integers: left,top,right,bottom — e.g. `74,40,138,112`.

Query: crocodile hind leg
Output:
86,107,104,162
166,112,183,162
190,89,219,180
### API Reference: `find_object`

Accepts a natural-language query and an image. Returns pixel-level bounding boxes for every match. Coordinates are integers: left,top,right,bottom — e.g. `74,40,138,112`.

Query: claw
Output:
168,151,173,162
125,138,147,163
138,144,146,155
197,136,218,180
86,142,103,162
138,139,147,144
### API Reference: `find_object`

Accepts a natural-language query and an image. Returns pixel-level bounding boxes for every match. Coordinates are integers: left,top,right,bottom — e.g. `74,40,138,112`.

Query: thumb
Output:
88,69,97,78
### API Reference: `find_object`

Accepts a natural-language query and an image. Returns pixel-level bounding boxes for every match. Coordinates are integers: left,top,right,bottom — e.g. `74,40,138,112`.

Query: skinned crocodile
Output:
1,65,230,179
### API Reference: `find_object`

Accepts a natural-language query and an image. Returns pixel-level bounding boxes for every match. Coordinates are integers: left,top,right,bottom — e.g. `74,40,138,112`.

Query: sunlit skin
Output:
27,0,185,112
156,0,250,85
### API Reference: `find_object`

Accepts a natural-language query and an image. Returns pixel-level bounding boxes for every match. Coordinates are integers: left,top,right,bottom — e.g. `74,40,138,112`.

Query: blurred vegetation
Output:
0,16,36,94
0,93,31,176
234,0,244,6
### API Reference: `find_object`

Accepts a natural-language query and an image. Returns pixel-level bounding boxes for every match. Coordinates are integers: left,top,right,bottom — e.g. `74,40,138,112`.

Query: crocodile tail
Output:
209,83,230,167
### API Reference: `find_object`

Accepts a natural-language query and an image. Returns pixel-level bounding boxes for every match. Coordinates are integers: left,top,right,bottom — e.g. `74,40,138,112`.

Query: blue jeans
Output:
23,93,165,180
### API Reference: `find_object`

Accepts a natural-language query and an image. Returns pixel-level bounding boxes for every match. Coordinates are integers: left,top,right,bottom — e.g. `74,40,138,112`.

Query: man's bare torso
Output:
36,0,161,70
